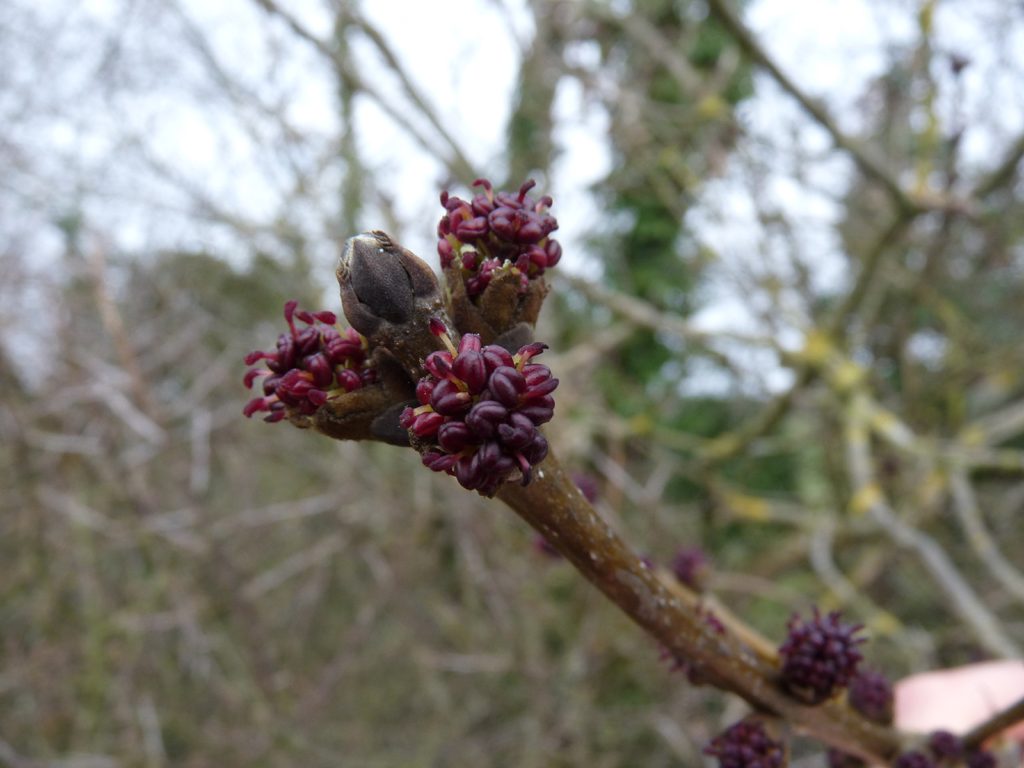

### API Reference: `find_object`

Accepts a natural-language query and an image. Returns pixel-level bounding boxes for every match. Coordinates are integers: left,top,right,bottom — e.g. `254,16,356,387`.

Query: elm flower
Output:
243,300,375,422
671,546,712,591
704,720,786,768
401,317,557,495
778,608,866,704
437,178,561,298
847,669,894,724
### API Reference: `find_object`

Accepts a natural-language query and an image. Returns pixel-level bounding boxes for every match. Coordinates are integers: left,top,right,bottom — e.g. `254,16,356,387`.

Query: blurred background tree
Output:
2,0,1024,766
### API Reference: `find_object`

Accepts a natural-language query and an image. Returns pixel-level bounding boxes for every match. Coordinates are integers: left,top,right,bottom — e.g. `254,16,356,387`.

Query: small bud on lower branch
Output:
495,455,902,764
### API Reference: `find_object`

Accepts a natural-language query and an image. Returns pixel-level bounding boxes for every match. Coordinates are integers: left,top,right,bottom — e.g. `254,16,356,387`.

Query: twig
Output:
963,694,1024,750
252,0,477,182
705,0,918,213
564,275,776,350
88,244,161,422
948,467,1024,608
497,453,903,763
583,2,703,96
342,7,479,183
973,130,1024,198
844,393,1021,660
823,214,915,337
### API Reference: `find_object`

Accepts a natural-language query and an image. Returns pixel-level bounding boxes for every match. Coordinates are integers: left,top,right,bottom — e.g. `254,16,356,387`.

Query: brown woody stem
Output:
962,694,1024,750
497,452,904,763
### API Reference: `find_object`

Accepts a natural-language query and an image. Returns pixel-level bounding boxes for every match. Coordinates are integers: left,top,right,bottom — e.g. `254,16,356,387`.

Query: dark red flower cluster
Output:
672,546,712,591
847,669,894,724
243,300,375,422
778,608,866,704
704,721,785,768
437,178,561,297
927,732,963,760
400,318,557,494
894,753,935,768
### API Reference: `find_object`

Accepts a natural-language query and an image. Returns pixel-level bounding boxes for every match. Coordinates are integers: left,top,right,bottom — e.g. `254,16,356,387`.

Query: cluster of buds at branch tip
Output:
243,300,375,422
846,669,894,725
672,546,712,591
778,608,866,705
400,317,557,497
438,178,561,297
704,719,787,768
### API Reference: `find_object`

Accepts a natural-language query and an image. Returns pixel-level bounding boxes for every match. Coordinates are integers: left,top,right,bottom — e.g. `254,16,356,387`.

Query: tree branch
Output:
844,394,1022,660
705,0,924,214
496,453,904,763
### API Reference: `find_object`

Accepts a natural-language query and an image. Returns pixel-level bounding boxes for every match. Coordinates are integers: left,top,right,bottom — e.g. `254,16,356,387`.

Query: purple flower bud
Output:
517,179,537,203
526,245,547,268
848,669,893,724
243,368,267,389
516,404,554,425
514,212,544,244
524,377,559,399
295,325,321,357
521,433,548,465
244,350,271,366
274,334,296,372
452,349,487,394
456,216,490,242
671,547,712,591
779,608,866,704
928,732,962,760
489,366,526,408
483,345,515,372
894,753,935,768
430,379,472,416
312,310,337,324
429,316,448,337
307,389,328,406
438,237,455,268
522,363,550,386
399,407,415,428
244,397,270,417
425,350,454,380
411,411,444,438
498,420,536,451
704,720,785,768
423,452,458,472
545,240,562,267
488,207,517,241
458,333,482,354
415,377,436,405
438,420,476,454
305,353,334,388
466,400,509,439
472,194,495,216
516,342,548,365
283,299,299,325
337,369,363,392
572,472,600,503
455,454,484,490
262,374,281,396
